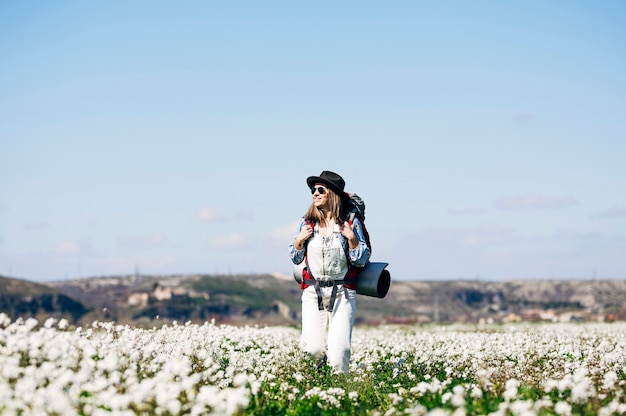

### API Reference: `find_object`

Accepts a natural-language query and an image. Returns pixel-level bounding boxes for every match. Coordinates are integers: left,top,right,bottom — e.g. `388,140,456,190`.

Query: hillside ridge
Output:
2,274,625,326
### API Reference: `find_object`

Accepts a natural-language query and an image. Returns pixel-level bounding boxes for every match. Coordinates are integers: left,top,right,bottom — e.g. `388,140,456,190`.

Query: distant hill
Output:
372,278,626,324
0,275,90,323
44,272,305,326
2,273,626,327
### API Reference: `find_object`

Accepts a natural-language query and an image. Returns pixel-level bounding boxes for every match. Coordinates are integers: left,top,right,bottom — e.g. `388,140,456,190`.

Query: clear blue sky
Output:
1,1,625,282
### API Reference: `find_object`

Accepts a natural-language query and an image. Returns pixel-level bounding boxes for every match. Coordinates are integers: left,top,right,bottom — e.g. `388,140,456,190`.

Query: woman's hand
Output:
295,223,313,250
340,221,359,249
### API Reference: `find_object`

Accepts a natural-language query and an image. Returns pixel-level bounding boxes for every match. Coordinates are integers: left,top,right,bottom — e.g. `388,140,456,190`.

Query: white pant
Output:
300,284,357,373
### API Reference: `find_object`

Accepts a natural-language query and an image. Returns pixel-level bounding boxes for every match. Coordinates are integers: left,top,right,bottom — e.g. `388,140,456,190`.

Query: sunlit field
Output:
1,314,626,415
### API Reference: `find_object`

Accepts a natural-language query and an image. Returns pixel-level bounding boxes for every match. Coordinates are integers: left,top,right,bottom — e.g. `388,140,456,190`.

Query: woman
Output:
288,170,370,373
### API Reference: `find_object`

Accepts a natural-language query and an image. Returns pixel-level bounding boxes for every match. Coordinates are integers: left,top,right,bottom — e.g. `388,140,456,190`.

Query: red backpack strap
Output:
300,219,315,289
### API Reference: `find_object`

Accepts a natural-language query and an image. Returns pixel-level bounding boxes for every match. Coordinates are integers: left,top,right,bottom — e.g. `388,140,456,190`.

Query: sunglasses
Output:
310,186,328,195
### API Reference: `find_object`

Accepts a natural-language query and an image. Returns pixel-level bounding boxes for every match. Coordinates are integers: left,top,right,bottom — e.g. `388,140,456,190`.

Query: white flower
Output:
383,406,397,416
250,380,261,396
503,379,519,401
543,379,558,392
425,409,451,416
508,400,534,416
44,317,57,328
450,386,466,407
554,401,572,416
0,312,11,327
602,371,618,390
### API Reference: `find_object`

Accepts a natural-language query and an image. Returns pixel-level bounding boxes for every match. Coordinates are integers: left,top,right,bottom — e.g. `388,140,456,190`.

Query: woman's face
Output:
311,183,329,209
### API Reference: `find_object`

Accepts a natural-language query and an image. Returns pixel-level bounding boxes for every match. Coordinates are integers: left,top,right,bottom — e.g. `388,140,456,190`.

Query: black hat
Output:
306,171,349,200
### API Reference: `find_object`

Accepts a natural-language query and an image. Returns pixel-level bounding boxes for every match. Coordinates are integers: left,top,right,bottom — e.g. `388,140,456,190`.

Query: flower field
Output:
1,313,626,415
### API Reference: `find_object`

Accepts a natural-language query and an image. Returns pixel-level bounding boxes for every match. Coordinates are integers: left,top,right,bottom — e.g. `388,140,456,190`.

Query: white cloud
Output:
54,240,83,255
210,232,247,250
591,206,626,219
495,194,578,210
197,206,224,222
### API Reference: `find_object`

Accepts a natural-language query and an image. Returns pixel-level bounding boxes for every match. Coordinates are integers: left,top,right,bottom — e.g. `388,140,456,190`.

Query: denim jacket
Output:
288,217,370,268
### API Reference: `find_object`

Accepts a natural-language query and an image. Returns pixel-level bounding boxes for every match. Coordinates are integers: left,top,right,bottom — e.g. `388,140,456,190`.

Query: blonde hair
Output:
304,189,345,226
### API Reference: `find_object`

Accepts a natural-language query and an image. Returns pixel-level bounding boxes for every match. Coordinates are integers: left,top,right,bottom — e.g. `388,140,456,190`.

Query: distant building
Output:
128,293,149,307
150,285,210,302
152,286,173,301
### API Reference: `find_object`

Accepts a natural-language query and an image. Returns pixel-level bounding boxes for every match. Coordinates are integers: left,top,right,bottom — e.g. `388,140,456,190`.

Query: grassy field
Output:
1,314,625,415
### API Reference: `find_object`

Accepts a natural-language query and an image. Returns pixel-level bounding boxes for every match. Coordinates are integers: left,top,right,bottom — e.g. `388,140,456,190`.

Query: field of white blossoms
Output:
1,313,626,416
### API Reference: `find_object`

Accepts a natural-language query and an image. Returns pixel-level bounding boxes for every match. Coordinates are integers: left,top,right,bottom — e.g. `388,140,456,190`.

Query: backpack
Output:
346,193,371,255
344,198,391,299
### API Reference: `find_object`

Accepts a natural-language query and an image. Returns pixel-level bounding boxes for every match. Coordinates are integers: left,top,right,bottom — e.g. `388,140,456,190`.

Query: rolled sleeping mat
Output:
293,261,391,298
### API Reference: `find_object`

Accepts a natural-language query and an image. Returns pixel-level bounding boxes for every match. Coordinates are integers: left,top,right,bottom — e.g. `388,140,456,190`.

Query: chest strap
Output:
303,276,355,312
